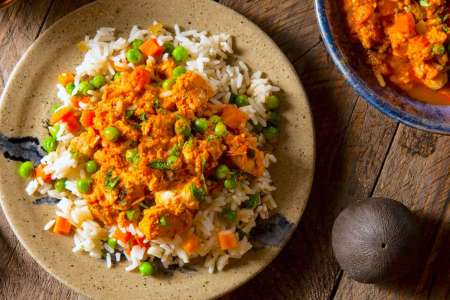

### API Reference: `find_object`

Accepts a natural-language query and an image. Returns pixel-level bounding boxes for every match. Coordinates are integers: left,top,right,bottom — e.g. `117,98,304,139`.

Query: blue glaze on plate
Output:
0,133,45,163
32,197,60,205
250,213,294,247
315,0,450,134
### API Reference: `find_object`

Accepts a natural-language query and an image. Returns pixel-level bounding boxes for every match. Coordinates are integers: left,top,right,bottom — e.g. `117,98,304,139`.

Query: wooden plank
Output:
0,1,93,299
219,1,400,299
334,126,450,299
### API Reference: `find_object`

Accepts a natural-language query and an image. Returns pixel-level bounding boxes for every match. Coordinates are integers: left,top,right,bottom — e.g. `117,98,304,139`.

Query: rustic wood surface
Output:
0,0,448,299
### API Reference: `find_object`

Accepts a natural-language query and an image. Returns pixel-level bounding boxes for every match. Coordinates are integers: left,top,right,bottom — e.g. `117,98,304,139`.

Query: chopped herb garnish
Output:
125,109,135,119
159,215,169,226
168,143,182,157
190,183,205,201
153,98,160,110
104,171,120,190
148,159,169,170
139,112,147,122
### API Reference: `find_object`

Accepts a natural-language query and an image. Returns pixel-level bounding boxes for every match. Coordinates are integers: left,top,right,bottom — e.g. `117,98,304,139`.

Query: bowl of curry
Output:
315,0,450,134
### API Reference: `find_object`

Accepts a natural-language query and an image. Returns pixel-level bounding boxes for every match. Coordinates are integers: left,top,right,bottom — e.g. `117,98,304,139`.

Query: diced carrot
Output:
57,72,74,85
80,110,95,128
62,112,80,133
218,230,238,250
53,217,72,235
35,164,52,183
392,13,416,35
113,229,131,243
50,106,72,124
139,39,164,57
221,105,249,129
115,64,129,72
135,236,146,248
182,234,200,255
71,96,89,108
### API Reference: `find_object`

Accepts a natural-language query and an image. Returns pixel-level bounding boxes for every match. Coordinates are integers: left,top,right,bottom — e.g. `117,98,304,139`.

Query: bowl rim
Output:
314,0,450,135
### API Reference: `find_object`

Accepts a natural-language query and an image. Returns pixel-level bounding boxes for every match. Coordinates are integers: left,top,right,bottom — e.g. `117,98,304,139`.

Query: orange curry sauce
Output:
342,0,450,105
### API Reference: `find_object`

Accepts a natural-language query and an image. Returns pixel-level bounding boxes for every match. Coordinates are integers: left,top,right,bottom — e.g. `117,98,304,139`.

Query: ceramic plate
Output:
0,0,314,298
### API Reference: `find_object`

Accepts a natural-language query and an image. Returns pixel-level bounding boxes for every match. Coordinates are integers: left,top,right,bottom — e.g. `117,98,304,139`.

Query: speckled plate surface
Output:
0,0,314,299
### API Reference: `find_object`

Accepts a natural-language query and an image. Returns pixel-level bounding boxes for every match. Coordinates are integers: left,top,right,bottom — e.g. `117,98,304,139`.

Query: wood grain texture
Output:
334,127,450,300
0,0,448,299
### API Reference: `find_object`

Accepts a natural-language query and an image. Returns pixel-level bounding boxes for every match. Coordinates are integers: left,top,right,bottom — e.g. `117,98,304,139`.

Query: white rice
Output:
33,22,279,274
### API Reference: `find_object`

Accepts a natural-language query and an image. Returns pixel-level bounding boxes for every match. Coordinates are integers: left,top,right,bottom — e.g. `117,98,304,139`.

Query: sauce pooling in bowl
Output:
341,0,450,105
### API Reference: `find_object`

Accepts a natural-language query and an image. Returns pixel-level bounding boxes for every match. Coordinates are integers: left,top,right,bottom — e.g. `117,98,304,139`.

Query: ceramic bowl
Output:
315,0,450,134
0,0,315,298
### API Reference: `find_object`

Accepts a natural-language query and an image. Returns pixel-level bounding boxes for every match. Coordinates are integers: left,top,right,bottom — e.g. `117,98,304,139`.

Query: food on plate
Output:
20,22,282,275
341,0,450,104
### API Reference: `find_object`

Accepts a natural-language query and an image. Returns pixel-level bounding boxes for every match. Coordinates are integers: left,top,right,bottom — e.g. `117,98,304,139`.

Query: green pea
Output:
139,261,156,276
125,148,139,164
265,95,280,110
113,72,122,81
103,126,121,142
163,42,174,54
42,136,57,153
89,75,106,89
175,119,191,136
107,238,117,250
166,155,178,167
194,118,208,133
263,126,279,141
234,95,249,107
131,39,144,49
85,160,98,173
126,48,143,64
215,164,230,179
268,111,280,126
224,176,237,189
126,209,139,221
18,161,34,178
222,208,237,222
171,45,189,62
162,79,175,90
79,81,93,95
209,115,222,125
54,179,66,192
244,194,260,209
49,124,60,138
65,82,75,95
50,103,61,114
76,178,92,194
172,66,187,78
214,122,228,137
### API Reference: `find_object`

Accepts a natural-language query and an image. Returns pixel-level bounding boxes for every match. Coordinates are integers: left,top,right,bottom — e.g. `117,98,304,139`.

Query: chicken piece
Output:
173,72,214,115
225,133,265,177
138,204,193,240
68,127,100,157
154,179,201,211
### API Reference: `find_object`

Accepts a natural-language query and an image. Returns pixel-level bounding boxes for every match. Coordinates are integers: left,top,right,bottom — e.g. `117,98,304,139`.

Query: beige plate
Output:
0,0,315,299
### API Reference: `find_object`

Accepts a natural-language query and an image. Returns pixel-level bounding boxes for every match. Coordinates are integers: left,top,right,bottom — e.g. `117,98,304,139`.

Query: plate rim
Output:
0,0,316,298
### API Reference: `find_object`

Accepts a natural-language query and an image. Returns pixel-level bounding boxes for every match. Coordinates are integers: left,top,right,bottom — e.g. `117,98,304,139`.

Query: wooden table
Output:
0,1,448,299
